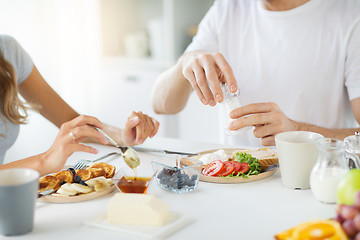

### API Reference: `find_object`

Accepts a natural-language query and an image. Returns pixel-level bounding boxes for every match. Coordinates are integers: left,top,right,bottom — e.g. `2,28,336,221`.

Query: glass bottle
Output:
220,82,252,135
310,138,360,204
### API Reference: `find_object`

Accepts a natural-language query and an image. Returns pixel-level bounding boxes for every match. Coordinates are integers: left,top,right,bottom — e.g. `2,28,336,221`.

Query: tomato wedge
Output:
217,161,235,177
202,160,224,176
227,161,241,174
238,162,250,174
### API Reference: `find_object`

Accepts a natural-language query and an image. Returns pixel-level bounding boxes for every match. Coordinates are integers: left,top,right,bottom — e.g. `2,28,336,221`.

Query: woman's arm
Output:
19,66,79,127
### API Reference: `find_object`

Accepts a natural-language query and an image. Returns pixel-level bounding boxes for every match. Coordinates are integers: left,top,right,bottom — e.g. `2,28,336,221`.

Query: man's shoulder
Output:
326,0,360,20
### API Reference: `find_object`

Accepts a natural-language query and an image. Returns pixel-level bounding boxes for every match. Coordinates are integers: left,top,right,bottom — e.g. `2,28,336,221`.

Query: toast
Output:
232,147,278,170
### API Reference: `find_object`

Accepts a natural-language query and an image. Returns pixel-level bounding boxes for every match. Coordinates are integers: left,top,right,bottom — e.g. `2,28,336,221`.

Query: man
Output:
151,0,360,147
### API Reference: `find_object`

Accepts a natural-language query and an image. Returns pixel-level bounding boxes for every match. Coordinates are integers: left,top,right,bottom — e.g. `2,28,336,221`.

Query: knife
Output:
132,146,199,156
38,189,55,198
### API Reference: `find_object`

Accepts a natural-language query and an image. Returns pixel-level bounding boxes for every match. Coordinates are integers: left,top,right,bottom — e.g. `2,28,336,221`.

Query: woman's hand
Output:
121,111,160,146
229,102,299,146
41,115,108,173
180,50,238,106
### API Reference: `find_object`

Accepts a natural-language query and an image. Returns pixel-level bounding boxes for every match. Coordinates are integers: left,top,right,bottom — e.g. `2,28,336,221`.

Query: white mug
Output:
275,131,323,189
0,168,39,236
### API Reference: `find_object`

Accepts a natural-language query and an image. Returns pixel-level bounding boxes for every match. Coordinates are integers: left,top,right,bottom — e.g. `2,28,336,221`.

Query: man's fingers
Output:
193,65,216,106
213,53,237,93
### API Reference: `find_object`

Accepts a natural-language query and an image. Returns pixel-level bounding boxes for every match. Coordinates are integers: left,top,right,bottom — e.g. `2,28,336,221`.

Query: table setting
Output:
3,132,360,239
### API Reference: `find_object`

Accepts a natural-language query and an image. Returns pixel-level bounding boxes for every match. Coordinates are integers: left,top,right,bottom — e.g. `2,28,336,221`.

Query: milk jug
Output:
310,138,360,204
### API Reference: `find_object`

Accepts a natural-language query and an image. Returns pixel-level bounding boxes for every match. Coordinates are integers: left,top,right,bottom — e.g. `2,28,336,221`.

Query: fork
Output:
73,152,120,170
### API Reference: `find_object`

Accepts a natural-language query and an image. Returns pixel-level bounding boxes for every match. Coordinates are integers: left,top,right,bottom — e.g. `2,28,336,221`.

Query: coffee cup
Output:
0,168,39,236
275,131,323,189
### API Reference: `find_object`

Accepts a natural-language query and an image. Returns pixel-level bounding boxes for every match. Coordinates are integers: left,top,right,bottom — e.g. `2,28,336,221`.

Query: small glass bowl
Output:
112,167,154,194
151,155,202,193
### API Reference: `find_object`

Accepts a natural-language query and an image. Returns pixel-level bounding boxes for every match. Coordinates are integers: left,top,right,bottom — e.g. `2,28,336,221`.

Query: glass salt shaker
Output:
220,82,252,135
344,131,360,169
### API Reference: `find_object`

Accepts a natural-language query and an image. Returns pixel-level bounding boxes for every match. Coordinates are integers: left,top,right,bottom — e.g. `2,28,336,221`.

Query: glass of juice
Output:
112,167,155,194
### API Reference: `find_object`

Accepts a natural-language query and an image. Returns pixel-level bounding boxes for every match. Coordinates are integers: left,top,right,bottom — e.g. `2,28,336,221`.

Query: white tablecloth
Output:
5,137,336,240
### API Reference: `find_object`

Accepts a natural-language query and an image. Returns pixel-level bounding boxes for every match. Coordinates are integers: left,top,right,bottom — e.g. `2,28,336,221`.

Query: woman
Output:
0,35,159,176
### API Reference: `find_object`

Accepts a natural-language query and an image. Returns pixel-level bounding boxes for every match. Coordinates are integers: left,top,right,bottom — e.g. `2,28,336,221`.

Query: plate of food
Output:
38,162,117,203
187,147,278,184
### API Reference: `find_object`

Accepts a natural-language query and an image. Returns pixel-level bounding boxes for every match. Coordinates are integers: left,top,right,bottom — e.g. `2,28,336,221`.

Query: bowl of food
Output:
151,155,202,193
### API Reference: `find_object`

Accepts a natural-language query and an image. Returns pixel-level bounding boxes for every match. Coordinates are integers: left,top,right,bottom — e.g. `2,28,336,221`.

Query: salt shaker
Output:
220,82,252,135
344,131,360,169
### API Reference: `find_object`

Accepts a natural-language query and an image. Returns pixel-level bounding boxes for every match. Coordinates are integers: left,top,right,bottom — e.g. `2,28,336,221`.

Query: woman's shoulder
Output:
0,34,33,84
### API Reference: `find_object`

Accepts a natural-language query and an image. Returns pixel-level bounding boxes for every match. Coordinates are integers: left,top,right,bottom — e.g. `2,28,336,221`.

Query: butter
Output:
107,193,169,226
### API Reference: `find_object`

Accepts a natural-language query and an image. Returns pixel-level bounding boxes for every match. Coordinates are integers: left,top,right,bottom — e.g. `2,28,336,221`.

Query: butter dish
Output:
84,213,192,239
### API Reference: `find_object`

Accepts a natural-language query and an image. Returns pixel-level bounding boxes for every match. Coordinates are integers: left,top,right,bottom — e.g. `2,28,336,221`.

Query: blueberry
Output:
79,180,87,186
191,175,198,181
74,175,82,183
67,168,76,176
60,181,67,185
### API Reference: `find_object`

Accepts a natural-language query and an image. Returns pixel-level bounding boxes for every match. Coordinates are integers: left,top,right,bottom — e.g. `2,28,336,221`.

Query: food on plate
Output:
202,152,261,178
199,148,278,178
75,169,93,181
199,149,228,165
38,175,61,192
53,170,74,183
90,162,116,178
55,177,113,197
232,147,277,170
38,162,116,197
107,193,169,226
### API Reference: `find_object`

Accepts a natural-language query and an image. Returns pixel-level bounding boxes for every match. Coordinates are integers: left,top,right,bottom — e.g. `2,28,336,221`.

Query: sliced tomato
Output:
238,162,250,174
217,161,235,177
227,161,241,174
202,160,224,176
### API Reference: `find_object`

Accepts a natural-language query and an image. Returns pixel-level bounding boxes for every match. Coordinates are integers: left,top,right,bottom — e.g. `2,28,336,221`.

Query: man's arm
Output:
151,62,193,114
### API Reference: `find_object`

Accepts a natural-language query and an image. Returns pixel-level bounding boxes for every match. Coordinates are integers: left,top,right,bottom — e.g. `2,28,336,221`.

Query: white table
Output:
6,137,336,240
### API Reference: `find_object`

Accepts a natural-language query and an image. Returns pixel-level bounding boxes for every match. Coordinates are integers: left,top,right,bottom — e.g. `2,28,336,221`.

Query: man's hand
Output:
229,102,299,146
180,51,238,106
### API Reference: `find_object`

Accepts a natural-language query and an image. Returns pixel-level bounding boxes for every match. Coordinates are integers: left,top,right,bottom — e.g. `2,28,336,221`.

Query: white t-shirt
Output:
0,35,33,164
186,0,360,147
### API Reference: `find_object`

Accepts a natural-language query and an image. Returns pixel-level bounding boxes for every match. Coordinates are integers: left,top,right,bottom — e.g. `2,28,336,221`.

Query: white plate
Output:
84,213,192,239
38,185,116,203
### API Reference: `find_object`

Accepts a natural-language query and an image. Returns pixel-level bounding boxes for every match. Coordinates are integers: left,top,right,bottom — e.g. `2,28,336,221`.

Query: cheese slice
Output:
107,193,169,226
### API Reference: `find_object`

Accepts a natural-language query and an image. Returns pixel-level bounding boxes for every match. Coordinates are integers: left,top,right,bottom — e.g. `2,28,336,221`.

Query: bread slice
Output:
232,147,278,170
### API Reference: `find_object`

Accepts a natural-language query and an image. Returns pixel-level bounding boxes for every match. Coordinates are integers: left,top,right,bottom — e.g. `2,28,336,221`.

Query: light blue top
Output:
0,35,33,164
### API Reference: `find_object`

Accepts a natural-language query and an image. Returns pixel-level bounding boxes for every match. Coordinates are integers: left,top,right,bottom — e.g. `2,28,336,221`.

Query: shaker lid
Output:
344,131,360,154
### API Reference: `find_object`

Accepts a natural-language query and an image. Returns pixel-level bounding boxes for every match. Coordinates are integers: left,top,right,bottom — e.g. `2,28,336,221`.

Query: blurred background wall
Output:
0,0,220,163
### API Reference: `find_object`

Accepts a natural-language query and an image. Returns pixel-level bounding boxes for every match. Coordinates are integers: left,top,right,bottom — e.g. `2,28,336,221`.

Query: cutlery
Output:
38,189,54,198
93,127,140,169
263,163,279,172
73,152,121,170
132,146,199,156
